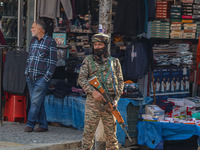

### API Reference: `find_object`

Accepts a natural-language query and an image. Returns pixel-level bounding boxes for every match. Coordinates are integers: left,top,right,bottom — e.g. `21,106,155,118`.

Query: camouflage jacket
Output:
78,55,124,102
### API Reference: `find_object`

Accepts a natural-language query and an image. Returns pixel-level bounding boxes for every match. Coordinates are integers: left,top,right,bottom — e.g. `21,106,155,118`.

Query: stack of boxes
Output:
193,1,200,19
149,0,200,40
170,22,183,39
183,23,197,39
182,2,193,21
150,20,170,38
196,21,200,38
170,5,182,20
156,1,173,18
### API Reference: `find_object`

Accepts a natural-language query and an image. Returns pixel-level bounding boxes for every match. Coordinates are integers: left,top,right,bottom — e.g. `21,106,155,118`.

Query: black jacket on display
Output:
114,0,146,36
3,50,28,95
123,38,153,80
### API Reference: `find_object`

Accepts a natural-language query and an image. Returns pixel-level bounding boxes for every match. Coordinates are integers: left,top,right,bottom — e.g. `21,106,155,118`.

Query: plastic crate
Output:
126,103,140,138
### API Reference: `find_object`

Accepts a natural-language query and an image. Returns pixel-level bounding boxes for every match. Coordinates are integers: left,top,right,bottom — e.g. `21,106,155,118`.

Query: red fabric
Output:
196,35,200,85
0,29,6,45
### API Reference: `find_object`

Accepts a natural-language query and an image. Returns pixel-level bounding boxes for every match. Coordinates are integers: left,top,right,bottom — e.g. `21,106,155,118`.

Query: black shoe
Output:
34,127,48,132
24,126,33,132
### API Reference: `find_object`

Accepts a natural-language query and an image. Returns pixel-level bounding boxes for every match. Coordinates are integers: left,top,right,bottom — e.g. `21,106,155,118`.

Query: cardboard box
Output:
168,98,185,106
145,105,165,120
53,33,67,46
181,0,194,3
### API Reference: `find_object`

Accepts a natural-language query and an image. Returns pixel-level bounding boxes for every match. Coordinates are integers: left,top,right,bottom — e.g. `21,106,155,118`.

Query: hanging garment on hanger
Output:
114,0,146,36
148,0,156,20
122,39,148,80
75,0,90,16
60,0,73,20
37,0,72,20
3,50,28,94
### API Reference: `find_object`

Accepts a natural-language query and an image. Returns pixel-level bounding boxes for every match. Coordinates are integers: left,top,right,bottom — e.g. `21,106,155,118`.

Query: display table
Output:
137,121,200,149
44,95,152,146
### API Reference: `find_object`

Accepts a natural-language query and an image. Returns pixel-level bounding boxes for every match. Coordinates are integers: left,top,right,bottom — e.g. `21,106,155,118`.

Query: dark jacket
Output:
123,39,150,80
114,0,146,36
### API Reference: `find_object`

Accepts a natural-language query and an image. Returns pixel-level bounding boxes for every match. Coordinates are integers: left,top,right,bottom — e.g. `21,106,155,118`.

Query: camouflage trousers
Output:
82,95,119,150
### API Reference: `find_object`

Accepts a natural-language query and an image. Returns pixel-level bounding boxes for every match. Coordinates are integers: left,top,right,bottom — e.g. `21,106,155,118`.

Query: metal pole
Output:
95,0,112,149
34,0,37,21
0,47,2,126
26,0,35,51
17,0,23,46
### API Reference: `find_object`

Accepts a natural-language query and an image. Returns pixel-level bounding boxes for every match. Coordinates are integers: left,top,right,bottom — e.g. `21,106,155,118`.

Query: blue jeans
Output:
26,77,49,129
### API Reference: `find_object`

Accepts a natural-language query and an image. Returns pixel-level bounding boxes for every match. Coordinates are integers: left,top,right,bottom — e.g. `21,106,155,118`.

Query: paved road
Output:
0,121,83,149
0,121,141,150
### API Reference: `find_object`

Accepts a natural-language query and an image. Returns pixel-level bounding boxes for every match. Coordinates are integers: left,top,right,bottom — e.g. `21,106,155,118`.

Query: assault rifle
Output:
88,76,132,142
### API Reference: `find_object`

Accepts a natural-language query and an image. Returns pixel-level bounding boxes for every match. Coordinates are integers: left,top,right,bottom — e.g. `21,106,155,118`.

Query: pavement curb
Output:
0,141,82,150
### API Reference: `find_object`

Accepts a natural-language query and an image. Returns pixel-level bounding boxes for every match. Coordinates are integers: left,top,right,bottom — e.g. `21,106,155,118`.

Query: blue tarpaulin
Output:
137,121,200,149
116,97,153,145
45,95,85,130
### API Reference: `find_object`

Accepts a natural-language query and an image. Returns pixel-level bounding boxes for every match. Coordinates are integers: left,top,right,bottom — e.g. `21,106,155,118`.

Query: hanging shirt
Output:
37,0,72,19
114,0,146,36
25,34,57,82
166,81,170,91
156,82,160,92
122,39,148,80
181,80,185,91
176,81,180,91
161,81,165,92
171,81,175,92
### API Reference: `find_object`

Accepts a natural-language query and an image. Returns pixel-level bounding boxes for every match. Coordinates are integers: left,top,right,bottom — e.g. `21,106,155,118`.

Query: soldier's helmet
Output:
91,33,110,45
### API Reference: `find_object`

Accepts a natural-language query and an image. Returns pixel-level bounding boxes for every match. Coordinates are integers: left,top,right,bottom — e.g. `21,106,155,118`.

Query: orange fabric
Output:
124,80,133,84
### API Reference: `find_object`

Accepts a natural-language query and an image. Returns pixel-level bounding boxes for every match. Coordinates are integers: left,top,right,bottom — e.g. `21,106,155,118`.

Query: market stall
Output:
2,0,200,149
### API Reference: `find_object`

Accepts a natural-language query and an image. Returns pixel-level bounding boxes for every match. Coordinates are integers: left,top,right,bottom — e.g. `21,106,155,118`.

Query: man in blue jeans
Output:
24,19,57,132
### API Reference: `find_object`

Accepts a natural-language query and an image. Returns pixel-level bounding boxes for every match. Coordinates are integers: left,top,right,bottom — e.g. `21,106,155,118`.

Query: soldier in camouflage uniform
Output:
78,33,124,150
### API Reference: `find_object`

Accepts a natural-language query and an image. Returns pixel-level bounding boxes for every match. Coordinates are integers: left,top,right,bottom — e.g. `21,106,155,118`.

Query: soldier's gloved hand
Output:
92,90,106,102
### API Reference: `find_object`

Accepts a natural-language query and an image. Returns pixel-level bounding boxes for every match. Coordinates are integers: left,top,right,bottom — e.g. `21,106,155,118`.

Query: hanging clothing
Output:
75,0,90,16
148,0,156,20
0,29,6,45
196,35,200,85
61,0,73,19
37,0,72,20
70,0,76,18
3,50,28,95
122,39,153,80
114,0,146,36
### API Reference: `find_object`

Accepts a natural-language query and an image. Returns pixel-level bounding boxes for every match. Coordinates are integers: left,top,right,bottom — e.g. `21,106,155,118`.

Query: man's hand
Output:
112,100,117,108
92,90,106,102
107,100,118,112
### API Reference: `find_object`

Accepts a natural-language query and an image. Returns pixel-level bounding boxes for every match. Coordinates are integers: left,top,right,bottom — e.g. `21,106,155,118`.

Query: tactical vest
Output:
88,55,117,93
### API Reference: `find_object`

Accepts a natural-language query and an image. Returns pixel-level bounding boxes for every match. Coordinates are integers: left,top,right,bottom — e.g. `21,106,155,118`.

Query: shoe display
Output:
24,126,33,132
34,127,48,132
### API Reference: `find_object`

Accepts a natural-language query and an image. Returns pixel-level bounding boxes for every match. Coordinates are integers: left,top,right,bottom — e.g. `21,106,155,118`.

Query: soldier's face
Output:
93,42,105,50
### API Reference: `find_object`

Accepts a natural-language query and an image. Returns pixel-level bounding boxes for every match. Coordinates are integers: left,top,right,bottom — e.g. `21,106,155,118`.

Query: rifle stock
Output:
88,76,132,142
